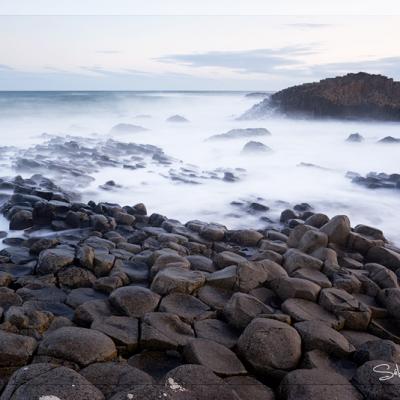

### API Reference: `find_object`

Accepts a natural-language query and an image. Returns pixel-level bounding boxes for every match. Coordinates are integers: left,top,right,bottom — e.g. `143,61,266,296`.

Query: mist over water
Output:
0,91,399,244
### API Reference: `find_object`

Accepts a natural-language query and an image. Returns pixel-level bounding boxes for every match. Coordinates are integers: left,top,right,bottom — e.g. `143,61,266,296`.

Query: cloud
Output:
286,23,333,29
96,50,122,54
157,46,317,74
308,57,400,79
0,64,13,71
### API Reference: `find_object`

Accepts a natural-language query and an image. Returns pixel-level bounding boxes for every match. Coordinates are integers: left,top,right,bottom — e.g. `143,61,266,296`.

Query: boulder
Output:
80,362,154,399
37,246,75,274
151,267,205,295
140,312,194,350
241,141,272,154
183,339,247,376
238,318,302,373
281,298,344,329
270,276,321,301
283,248,323,274
159,293,210,323
194,319,239,349
367,246,400,271
353,360,400,399
319,288,372,330
1,364,105,400
279,368,362,400
0,330,37,368
294,320,355,356
223,292,273,330
109,286,160,318
38,327,117,366
10,210,33,230
91,316,139,352
225,376,275,400
365,263,398,289
320,215,351,247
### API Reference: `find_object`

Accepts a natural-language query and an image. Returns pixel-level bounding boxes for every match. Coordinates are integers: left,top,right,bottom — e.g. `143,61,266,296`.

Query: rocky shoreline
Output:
0,174,399,399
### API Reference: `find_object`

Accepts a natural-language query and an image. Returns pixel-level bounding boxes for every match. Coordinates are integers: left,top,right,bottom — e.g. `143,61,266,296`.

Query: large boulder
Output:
38,327,117,366
1,364,105,400
367,246,400,271
237,318,302,373
270,276,321,301
194,319,239,349
37,246,75,274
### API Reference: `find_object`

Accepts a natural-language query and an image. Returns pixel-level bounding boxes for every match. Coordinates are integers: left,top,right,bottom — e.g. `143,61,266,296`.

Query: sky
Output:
0,1,399,90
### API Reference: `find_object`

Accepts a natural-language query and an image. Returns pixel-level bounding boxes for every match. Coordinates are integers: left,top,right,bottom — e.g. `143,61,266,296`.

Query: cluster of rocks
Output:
0,175,399,399
242,72,400,121
6,134,244,190
346,133,400,144
346,171,400,190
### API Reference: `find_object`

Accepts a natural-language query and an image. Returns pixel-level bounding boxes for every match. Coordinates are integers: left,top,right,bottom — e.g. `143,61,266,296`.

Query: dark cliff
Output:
242,73,400,121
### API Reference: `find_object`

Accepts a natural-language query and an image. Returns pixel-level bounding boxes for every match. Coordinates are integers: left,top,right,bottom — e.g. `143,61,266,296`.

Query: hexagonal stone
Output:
38,327,117,366
109,286,160,318
183,338,246,376
151,267,205,295
281,298,344,329
1,364,104,400
80,361,154,398
238,318,302,373
194,319,239,349
141,312,194,350
159,293,210,323
91,316,139,352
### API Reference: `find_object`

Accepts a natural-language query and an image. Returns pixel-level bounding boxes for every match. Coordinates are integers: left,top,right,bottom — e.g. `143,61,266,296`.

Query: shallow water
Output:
0,91,399,243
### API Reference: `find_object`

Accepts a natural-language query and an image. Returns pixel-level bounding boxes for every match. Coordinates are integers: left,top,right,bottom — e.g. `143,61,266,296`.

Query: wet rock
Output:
346,133,364,142
109,286,160,318
241,141,272,154
197,285,233,311
354,339,400,364
183,338,246,376
9,210,32,230
367,246,400,271
238,318,302,373
365,262,398,288
283,248,323,274
215,251,247,268
378,135,400,143
207,128,270,141
0,330,37,368
38,326,117,366
37,246,75,275
57,266,96,288
166,115,189,123
320,215,351,247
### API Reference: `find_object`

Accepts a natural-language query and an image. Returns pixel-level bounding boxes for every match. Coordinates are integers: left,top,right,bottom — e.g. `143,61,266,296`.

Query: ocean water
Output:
0,91,399,244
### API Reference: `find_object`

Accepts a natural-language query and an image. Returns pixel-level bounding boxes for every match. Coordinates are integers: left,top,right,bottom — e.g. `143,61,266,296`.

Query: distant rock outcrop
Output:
207,128,270,141
346,133,364,143
110,123,147,134
378,136,400,144
166,115,189,123
241,141,272,154
242,73,400,121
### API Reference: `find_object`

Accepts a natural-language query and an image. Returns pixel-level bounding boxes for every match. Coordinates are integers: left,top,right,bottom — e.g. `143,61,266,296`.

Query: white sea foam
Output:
0,91,399,243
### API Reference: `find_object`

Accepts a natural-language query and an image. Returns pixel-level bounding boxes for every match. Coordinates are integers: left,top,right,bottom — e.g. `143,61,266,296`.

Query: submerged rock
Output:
207,128,270,141
346,133,364,142
241,141,272,154
166,115,189,123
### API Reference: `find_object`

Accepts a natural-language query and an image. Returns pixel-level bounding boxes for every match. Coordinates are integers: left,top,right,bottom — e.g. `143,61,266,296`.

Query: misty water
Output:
0,91,399,244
